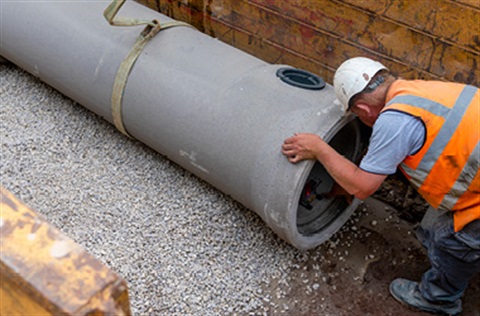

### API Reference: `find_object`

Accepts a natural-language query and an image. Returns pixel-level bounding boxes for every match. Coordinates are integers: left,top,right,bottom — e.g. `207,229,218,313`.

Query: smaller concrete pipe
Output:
0,0,367,249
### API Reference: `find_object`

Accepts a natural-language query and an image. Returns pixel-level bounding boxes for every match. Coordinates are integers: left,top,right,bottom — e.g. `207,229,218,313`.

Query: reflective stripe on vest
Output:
441,142,480,210
386,85,478,211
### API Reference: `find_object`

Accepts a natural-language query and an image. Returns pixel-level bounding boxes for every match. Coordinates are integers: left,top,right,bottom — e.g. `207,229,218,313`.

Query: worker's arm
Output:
282,133,386,200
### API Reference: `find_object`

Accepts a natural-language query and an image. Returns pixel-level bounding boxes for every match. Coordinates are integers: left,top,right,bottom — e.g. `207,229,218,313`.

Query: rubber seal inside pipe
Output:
276,67,326,90
296,119,361,236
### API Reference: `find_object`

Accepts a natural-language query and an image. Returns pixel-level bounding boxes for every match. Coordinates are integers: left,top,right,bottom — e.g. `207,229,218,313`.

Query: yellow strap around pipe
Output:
104,0,194,138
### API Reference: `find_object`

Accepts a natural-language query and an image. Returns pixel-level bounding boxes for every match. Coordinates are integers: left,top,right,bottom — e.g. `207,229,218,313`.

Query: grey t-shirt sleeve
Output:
359,111,425,175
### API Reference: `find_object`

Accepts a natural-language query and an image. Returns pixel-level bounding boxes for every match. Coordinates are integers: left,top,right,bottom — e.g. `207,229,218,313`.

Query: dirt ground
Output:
263,174,480,315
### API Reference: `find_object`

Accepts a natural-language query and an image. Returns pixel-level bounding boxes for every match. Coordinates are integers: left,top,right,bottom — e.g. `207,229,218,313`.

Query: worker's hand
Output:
282,133,323,163
323,182,354,204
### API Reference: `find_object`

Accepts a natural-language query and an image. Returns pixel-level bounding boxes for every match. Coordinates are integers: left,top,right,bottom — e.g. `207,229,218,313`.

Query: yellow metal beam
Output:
0,187,131,316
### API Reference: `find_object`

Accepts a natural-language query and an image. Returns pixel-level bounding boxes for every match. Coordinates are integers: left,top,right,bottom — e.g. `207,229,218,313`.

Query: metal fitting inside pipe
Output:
1,0,368,249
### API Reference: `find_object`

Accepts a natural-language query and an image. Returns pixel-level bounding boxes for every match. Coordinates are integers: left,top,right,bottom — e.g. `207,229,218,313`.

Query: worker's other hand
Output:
323,182,354,204
282,133,322,163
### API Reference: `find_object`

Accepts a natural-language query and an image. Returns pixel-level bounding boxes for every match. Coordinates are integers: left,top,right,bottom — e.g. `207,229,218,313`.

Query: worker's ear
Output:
353,102,372,116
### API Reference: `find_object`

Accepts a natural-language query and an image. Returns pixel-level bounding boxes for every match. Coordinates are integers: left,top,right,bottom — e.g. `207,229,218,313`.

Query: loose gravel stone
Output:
1,64,302,315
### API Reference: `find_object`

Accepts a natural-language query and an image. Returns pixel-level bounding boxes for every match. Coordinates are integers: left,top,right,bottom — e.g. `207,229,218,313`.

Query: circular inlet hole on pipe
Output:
276,67,326,90
296,119,363,236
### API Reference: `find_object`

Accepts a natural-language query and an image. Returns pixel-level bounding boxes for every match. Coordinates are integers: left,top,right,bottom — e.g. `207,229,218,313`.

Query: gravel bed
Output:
1,63,311,315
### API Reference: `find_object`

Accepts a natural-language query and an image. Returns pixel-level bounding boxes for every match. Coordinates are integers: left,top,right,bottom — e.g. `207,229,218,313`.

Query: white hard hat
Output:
333,57,387,112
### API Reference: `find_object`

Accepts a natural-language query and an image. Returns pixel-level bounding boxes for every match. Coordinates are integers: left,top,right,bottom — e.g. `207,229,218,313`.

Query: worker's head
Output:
333,57,388,113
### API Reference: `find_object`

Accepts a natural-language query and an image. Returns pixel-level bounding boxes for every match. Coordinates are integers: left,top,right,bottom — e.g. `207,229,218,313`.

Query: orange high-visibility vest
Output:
382,80,480,232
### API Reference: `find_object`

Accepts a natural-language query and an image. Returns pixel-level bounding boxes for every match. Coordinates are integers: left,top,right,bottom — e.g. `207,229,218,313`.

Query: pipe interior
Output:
296,119,362,236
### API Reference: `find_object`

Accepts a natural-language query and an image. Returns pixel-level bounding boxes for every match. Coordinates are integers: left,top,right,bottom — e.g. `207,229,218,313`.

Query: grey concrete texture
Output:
0,0,361,249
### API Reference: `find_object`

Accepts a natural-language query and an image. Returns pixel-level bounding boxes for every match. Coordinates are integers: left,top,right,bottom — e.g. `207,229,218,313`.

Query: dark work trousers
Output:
416,207,480,304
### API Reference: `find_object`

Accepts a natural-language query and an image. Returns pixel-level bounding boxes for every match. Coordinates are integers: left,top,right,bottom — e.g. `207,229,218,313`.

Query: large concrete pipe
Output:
1,0,367,249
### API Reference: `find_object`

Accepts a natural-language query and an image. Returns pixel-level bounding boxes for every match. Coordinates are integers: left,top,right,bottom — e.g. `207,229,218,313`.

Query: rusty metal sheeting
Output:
0,187,131,316
138,0,480,87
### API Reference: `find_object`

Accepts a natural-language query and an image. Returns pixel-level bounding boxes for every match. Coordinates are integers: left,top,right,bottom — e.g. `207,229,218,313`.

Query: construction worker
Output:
282,57,480,315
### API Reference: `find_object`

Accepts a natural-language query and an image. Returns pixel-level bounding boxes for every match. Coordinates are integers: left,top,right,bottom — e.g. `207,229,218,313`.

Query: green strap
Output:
104,0,194,137
104,0,157,27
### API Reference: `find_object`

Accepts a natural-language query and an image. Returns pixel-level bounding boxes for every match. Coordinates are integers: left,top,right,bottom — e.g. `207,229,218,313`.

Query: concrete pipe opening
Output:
296,119,362,237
